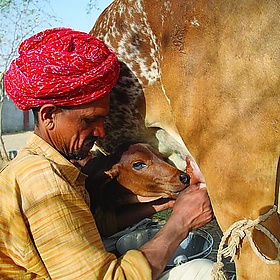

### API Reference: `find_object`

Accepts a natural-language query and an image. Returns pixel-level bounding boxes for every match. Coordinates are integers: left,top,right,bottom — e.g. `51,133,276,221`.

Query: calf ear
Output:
105,164,120,178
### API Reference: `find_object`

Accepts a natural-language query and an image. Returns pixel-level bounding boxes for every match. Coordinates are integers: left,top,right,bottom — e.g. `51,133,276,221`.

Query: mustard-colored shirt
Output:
0,134,151,279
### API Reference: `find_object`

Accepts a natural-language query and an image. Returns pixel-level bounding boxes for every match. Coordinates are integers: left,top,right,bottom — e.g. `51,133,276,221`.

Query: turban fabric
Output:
4,27,120,110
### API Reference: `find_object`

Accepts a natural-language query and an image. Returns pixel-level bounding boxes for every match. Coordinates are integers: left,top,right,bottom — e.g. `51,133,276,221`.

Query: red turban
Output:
4,27,120,110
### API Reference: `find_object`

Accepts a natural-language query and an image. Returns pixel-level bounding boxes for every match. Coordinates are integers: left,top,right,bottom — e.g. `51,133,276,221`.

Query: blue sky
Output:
47,0,113,32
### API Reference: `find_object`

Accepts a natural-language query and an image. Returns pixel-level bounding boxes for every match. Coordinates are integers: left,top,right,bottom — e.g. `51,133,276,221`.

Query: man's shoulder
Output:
3,150,52,174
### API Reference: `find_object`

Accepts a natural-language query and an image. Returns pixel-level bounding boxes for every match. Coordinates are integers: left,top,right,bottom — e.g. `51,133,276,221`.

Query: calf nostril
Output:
179,173,190,185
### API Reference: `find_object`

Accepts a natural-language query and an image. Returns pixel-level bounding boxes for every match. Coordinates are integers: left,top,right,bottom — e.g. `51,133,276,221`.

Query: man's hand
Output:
171,184,213,231
170,156,212,231
140,180,213,279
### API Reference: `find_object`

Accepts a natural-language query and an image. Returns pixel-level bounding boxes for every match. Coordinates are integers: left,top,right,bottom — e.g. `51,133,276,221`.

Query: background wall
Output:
2,96,34,133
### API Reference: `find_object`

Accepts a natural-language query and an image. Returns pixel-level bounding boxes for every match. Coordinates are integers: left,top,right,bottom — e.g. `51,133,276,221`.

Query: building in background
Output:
2,96,34,133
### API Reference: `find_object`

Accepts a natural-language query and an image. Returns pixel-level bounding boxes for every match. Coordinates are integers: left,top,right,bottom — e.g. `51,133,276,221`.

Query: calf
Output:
82,142,190,215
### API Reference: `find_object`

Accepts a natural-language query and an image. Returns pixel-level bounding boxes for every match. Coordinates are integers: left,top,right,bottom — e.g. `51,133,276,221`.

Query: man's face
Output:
51,95,110,160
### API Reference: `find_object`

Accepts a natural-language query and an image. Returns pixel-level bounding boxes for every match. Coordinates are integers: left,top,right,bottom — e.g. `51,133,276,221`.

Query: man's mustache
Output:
83,137,98,147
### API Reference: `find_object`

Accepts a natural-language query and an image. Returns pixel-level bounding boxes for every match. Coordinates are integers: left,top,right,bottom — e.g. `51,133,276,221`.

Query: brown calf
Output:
82,142,190,214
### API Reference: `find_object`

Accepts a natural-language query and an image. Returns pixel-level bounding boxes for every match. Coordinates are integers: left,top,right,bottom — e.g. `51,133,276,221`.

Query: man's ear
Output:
105,163,121,178
38,104,58,130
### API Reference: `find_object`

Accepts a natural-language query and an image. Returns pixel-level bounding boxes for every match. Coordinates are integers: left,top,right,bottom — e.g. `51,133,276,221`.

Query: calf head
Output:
105,143,190,201
82,142,190,212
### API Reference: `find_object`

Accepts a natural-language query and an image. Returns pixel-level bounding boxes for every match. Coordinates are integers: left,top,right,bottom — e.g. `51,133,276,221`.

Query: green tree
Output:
0,0,57,164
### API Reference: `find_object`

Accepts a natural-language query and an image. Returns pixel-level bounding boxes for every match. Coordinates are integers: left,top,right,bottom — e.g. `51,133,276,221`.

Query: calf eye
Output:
132,161,147,170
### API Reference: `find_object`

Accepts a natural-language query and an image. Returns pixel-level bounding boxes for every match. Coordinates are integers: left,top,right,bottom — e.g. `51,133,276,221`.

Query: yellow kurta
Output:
0,133,151,279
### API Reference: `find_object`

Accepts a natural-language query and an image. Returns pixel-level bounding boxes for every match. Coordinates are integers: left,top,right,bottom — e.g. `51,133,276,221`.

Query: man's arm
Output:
139,158,213,279
139,185,212,279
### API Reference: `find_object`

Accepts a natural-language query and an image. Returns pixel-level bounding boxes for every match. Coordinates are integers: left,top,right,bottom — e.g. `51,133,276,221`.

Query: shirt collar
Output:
25,133,87,184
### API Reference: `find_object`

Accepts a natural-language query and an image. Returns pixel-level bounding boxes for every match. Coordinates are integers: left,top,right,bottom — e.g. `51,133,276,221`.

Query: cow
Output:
90,0,280,279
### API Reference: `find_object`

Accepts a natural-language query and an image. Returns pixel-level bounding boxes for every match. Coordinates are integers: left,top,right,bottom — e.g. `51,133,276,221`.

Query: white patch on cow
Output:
118,2,126,14
161,83,171,105
103,0,161,86
130,5,160,84
155,129,193,171
190,17,200,27
164,1,171,12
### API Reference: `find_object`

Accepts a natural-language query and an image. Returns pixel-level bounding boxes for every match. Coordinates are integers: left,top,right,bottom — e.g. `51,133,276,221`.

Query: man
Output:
0,27,213,279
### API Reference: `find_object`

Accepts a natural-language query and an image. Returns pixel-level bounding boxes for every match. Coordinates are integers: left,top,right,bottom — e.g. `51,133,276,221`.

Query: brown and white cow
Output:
90,0,280,279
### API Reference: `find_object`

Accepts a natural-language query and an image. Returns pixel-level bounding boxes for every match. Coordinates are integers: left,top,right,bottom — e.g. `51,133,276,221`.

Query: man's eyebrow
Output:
82,115,106,122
